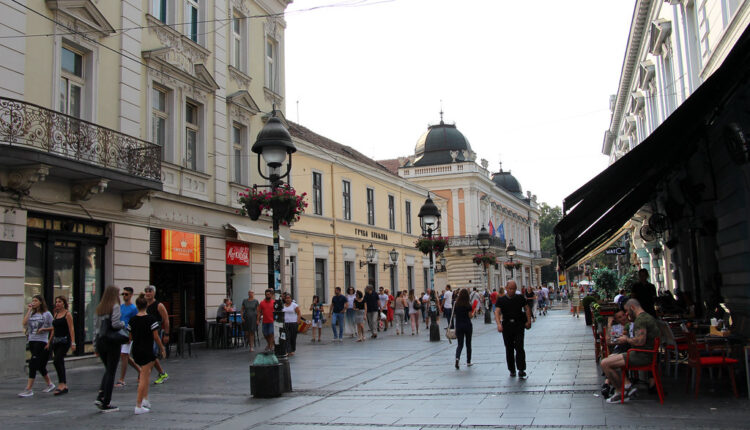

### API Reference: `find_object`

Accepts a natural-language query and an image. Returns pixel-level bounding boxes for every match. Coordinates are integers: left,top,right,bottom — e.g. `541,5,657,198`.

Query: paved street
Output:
3,306,748,429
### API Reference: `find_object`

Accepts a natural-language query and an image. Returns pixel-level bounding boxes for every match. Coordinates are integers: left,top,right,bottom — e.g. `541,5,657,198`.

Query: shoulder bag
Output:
445,307,457,342
101,316,130,345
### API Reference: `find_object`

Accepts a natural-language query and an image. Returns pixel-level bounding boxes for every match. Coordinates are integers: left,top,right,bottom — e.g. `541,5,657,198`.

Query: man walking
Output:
116,287,140,387
257,289,276,351
364,286,380,338
494,281,532,379
144,285,169,384
442,285,453,327
329,287,347,341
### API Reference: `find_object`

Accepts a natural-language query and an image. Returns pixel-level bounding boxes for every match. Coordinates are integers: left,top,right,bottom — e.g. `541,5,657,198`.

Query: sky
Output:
284,0,636,208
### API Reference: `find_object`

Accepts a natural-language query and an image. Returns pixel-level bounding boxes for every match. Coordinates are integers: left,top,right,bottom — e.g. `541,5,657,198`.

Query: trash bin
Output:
249,363,283,398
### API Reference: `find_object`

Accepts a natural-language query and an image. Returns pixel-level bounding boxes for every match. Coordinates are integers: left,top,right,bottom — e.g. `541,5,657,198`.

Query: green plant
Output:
415,237,448,255
238,184,307,225
581,295,598,310
592,267,619,300
591,302,605,325
618,267,638,292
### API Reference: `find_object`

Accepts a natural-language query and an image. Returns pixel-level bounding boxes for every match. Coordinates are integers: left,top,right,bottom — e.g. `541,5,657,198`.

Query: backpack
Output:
413,300,421,310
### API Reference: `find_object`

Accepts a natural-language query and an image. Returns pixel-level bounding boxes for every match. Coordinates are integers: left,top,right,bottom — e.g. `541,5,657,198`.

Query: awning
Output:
568,221,633,268
225,223,286,246
555,22,750,270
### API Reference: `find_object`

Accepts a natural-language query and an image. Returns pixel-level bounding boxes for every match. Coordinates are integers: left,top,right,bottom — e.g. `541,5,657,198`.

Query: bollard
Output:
249,363,283,398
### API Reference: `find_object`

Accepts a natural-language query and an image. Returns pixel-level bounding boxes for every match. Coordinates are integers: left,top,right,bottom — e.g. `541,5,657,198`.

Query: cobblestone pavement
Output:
2,305,748,429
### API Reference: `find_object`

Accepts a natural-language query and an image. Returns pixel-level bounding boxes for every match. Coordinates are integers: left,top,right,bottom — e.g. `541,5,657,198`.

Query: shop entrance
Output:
149,262,205,340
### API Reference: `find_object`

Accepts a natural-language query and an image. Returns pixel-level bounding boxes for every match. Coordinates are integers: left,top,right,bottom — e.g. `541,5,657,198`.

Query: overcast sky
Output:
284,0,636,208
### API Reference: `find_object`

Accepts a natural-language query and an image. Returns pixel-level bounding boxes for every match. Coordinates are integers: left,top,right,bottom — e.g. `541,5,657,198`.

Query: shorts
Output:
623,351,651,367
120,341,132,354
133,352,156,367
152,330,164,356
311,320,322,328
262,322,274,336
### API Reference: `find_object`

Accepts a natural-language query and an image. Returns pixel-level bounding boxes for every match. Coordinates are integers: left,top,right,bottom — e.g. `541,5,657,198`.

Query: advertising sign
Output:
226,241,250,266
162,230,201,262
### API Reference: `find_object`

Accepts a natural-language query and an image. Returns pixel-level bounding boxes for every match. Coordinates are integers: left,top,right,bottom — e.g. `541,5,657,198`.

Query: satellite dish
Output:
649,213,669,233
640,224,657,242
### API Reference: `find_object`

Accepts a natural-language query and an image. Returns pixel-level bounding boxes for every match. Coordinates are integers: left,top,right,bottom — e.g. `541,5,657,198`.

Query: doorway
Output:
150,262,206,340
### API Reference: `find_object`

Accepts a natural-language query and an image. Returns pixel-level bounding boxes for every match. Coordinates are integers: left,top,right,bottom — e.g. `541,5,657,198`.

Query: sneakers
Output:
154,372,169,384
519,371,527,380
43,383,56,393
626,385,638,398
142,399,151,409
18,389,33,398
467,362,473,367
94,399,103,407
509,371,517,377
100,404,119,413
606,392,629,403
134,406,150,415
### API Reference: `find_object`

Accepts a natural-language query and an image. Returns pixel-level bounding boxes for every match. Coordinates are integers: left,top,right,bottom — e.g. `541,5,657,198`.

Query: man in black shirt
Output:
364,286,381,338
494,281,532,379
329,287,348,342
631,269,657,317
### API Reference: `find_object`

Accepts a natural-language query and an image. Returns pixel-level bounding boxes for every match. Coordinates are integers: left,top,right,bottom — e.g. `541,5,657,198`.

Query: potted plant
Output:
239,184,307,225
581,294,599,326
503,261,516,270
415,238,434,255
473,252,497,267
432,237,448,254
415,237,449,255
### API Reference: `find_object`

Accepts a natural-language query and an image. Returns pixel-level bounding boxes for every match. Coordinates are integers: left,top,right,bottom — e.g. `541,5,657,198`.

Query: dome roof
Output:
412,120,473,166
492,170,523,197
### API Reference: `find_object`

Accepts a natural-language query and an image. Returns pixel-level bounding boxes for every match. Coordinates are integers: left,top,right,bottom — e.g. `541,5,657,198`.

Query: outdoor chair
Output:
621,337,664,403
658,320,687,377
685,332,738,398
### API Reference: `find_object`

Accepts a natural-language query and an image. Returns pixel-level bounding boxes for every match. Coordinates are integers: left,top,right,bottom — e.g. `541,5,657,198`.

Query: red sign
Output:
162,230,200,262
226,241,250,266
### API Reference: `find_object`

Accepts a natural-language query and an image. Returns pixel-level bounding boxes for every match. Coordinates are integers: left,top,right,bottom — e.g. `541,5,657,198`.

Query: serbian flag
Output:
498,222,506,241
489,219,495,236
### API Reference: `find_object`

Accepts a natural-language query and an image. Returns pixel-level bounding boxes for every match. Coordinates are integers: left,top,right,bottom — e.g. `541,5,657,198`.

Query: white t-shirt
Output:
282,303,299,323
443,290,453,309
379,293,388,308
422,293,430,303
541,287,549,299
346,294,356,308
614,294,623,304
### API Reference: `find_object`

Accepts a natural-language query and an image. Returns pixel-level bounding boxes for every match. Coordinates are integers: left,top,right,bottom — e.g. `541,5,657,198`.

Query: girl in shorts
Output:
309,295,324,342
128,293,166,415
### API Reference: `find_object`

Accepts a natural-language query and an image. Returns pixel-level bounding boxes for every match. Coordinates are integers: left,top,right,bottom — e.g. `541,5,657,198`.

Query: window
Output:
185,101,199,170
423,267,429,292
232,124,244,184
265,37,278,91
152,87,169,157
407,265,414,291
312,172,322,215
389,265,397,291
388,195,396,230
289,256,297,300
315,258,327,302
344,261,353,289
405,201,412,234
231,11,245,71
342,180,351,220
367,263,376,289
186,0,199,42
60,46,84,118
152,0,167,22
367,188,375,225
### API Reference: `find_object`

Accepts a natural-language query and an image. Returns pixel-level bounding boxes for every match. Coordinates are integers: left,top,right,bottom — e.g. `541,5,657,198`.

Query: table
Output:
228,312,243,348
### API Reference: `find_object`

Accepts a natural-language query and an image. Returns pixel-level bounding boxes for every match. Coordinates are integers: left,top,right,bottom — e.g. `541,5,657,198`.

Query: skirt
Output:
354,309,365,325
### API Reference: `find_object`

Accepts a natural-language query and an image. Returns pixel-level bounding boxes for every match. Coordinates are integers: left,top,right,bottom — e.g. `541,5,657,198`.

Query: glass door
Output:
81,244,103,352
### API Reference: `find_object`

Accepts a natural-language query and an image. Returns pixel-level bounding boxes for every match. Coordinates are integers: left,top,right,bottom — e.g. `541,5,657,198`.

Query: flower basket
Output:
415,237,449,255
415,238,433,255
239,184,307,225
433,237,448,254
503,261,516,269
514,262,522,269
473,252,497,267
245,199,262,221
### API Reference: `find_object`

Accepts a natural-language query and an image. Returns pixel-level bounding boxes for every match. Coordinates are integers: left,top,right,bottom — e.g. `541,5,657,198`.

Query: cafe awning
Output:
225,223,286,246
555,23,750,270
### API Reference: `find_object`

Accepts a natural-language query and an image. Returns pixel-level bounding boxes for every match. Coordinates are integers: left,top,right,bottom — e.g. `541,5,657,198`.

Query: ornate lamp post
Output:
383,248,399,270
506,241,517,282
418,194,441,341
251,112,296,359
476,226,492,324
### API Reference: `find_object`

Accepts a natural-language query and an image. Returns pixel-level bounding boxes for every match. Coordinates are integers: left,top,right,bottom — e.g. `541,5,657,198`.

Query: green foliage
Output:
538,202,562,284
581,295,598,310
618,267,638,292
592,267,619,300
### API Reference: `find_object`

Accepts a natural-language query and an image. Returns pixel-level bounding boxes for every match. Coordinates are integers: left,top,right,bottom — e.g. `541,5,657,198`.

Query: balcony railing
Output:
0,97,161,182
447,235,506,250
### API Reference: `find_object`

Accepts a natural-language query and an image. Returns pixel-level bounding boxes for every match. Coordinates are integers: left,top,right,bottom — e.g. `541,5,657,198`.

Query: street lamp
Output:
251,111,296,360
383,248,399,270
418,194,441,341
476,226,492,324
506,241,517,281
436,255,447,273
360,243,376,268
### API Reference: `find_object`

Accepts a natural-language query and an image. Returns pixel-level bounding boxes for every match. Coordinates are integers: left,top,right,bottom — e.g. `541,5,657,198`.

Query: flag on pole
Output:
498,222,505,241
488,219,495,236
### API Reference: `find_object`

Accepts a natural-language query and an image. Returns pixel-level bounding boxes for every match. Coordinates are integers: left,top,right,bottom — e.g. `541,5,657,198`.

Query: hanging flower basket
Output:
415,237,449,255
503,261,521,270
239,184,307,225
433,237,448,254
473,252,497,267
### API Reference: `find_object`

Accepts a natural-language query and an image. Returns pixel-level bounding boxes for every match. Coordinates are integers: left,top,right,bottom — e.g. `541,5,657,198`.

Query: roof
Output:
412,121,473,166
377,158,402,175
286,121,397,177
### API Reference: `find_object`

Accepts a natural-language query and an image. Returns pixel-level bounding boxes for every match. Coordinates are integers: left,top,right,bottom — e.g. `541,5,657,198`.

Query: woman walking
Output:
345,287,356,338
524,286,537,322
353,290,366,342
282,294,301,355
408,291,420,335
94,285,125,412
50,296,75,395
19,295,55,397
570,282,581,318
393,291,406,335
453,289,474,368
309,295,323,342
129,293,166,414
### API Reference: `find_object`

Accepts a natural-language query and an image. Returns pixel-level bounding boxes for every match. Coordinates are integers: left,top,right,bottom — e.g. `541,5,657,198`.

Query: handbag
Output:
101,318,130,345
445,308,457,342
413,300,421,310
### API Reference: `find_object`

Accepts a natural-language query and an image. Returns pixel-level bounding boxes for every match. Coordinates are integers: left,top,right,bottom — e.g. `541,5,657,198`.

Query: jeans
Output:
366,311,379,336
96,340,120,406
455,323,473,363
331,313,344,339
28,341,50,379
52,341,70,384
345,308,355,333
501,323,526,373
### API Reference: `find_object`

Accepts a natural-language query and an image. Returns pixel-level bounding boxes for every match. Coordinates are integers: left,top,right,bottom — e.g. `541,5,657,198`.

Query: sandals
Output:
53,388,69,396
115,381,125,388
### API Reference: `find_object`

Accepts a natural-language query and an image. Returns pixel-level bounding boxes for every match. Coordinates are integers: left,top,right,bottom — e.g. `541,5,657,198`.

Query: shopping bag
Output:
298,320,311,334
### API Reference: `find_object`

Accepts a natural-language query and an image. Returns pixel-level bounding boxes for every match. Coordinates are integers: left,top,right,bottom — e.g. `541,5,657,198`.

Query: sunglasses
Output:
121,293,130,296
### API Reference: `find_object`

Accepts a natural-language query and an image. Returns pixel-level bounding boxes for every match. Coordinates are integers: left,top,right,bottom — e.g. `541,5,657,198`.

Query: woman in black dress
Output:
453,289,475,369
524,286,537,322
128,293,165,415
50,296,75,395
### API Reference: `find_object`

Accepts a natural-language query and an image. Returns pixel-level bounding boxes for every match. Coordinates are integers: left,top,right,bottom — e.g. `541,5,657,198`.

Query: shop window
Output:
368,263,376,288
407,265,414,291
423,267,429,292
289,256,297,300
389,265,397,291
344,260,353,289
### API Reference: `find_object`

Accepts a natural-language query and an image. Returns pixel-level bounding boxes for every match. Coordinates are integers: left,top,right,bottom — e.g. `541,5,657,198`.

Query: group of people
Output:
20,285,170,415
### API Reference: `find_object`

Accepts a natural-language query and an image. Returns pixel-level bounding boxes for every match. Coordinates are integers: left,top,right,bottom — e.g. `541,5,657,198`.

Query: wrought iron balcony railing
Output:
447,235,506,250
0,97,161,182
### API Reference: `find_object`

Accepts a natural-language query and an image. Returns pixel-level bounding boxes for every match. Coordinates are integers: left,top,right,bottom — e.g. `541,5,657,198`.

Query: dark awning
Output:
554,22,750,270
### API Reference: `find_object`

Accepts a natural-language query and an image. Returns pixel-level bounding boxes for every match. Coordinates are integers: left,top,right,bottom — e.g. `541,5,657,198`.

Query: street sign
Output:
604,247,627,255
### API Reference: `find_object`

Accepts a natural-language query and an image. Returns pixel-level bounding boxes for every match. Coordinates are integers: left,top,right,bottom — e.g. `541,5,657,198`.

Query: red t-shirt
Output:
258,299,275,323
491,291,498,303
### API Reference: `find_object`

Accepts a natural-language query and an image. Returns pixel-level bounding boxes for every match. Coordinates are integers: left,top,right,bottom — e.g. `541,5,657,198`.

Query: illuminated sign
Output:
162,230,200,262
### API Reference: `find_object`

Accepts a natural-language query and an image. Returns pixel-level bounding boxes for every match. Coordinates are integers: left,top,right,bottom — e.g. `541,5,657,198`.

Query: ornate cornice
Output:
7,165,50,194
228,65,252,89
71,178,108,201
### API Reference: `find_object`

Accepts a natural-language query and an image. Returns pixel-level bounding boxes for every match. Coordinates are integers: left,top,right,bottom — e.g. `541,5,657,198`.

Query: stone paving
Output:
2,305,748,429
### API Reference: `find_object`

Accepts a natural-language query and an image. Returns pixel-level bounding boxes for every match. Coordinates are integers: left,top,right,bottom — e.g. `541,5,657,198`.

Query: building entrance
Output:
149,262,205,340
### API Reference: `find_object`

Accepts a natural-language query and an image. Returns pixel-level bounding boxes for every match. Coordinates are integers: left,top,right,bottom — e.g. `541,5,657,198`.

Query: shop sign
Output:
354,228,388,241
226,241,250,266
162,230,200,262
604,247,627,255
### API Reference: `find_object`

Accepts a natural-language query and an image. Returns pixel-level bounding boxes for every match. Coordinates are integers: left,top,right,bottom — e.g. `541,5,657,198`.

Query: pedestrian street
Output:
2,306,748,429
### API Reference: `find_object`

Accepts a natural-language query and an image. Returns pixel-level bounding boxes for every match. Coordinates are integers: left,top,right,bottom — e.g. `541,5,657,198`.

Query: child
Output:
128,293,166,415
309,295,324,342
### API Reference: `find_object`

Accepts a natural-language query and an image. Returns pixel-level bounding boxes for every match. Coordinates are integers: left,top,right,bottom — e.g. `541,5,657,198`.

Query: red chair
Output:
621,337,664,403
685,332,738,398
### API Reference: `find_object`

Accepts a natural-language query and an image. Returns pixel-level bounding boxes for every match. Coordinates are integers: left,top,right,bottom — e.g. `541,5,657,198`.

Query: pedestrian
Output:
128,293,166,414
257,289,276,351
570,282,581,318
386,289,395,329
19,295,55,397
94,285,125,412
50,295,75,395
117,287,140,388
442,285,454,328
144,285,169,384
241,290,259,351
408,290,420,335
364,286,380,338
428,289,440,327
329,287,347,342
490,288,498,313
345,287,356,338
378,287,388,331
453,289,474,368
470,288,481,318
282,293,301,355
309,295,323,342
524,286,536,322
354,290,366,342
494,281,532,379
631,269,657,317
421,290,430,328
393,291,406,335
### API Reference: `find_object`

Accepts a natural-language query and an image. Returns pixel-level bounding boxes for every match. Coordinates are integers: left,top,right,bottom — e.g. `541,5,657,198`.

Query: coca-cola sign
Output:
226,241,250,266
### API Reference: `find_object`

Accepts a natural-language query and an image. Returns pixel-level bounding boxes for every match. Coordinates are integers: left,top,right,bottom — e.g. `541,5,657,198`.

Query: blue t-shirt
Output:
120,303,138,326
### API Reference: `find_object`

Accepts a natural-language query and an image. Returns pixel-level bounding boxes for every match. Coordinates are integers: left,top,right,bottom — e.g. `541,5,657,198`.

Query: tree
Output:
538,202,562,284
592,267,619,300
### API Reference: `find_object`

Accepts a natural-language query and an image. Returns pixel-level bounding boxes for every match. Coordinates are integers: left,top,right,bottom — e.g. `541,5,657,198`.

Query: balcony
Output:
447,235,506,250
399,161,487,179
0,97,162,198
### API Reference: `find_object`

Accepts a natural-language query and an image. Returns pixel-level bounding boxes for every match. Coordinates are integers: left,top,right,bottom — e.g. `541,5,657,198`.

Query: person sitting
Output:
601,310,631,397
216,298,230,323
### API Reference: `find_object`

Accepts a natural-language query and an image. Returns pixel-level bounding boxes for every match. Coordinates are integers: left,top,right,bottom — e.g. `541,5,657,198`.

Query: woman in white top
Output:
282,294,301,356
393,291,407,335
19,295,55,397
345,287,356,337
